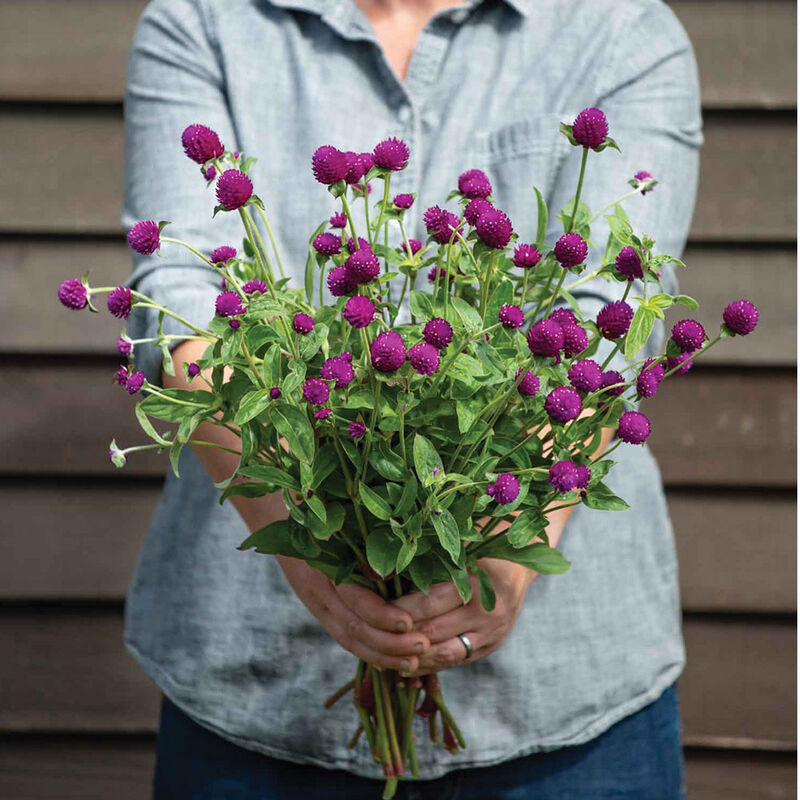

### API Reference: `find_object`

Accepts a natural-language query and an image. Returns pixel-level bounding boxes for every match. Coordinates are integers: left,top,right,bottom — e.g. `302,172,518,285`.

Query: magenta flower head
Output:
269,386,281,400
615,246,643,281
512,243,542,269
343,151,369,185
113,365,128,388
393,193,414,209
242,280,268,295
372,137,410,171
562,323,590,358
544,386,583,423
568,359,603,393
464,197,492,226
423,318,453,350
321,355,354,388
634,170,656,195
554,232,588,268
636,357,665,398
125,370,145,395
343,295,376,328
216,169,253,210
423,207,462,244
312,145,349,185
215,291,246,317
618,410,651,445
476,208,513,249
409,343,441,376
293,312,315,335
127,220,161,255
313,232,341,256
203,165,217,182
671,319,706,353
723,299,759,336
549,308,578,328
400,238,423,257
597,301,633,339
116,336,132,357
549,460,580,494
345,247,381,283
370,331,407,372
302,378,330,406
58,279,88,310
515,368,540,397
600,370,626,398
346,236,371,254
348,420,367,439
210,245,237,264
575,464,591,490
327,265,359,297
458,169,492,199
527,319,565,358
229,319,241,330
487,473,520,506
181,124,224,164
428,265,453,283
107,286,133,319
572,107,609,150
314,408,332,421
498,304,524,329
666,351,696,375
329,211,347,228
186,362,201,378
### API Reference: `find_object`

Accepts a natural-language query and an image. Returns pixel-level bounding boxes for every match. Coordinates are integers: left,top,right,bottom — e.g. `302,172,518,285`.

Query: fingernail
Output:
415,642,426,654
396,621,409,633
400,659,412,672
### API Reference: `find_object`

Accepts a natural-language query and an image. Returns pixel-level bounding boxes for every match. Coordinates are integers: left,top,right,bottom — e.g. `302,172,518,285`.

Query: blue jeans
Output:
154,685,685,799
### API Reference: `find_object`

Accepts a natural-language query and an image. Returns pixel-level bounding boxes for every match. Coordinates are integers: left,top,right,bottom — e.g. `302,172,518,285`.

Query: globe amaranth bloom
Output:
314,408,332,420
312,145,349,184
203,165,217,182
210,245,237,264
349,420,367,439
399,238,423,257
666,351,695,375
512,243,542,269
351,181,372,198
572,107,609,150
58,279,88,310
346,236,371,254
458,169,492,199
313,232,341,256
127,220,161,255
498,304,524,329
216,169,253,210
464,197,492,226
327,265,359,296
634,170,656,195
527,319,564,358
426,207,464,244
428,265,456,283
115,366,145,395
515,368,540,397
617,410,651,445
723,299,759,336
302,378,330,406
554,232,588,268
269,386,281,399
229,319,241,330
181,124,224,164
343,295,376,328
107,286,133,319
113,365,128,388
548,460,581,494
116,336,132,357
423,318,453,350
343,151,370,185
600,370,626,397
409,343,440,376
293,312,315,335
215,291,246,317
345,247,381,283
475,208,513,249
370,331,407,372
549,308,578,327
671,319,705,352
242,279,268,295
597,301,633,339
568,359,603,393
562,323,589,358
320,355,355,388
544,386,583,423
487,473,520,505
393,193,414,209
615,246,643,280
372,137,410,171
575,464,591,490
636,357,666,398
329,211,347,229
187,362,201,378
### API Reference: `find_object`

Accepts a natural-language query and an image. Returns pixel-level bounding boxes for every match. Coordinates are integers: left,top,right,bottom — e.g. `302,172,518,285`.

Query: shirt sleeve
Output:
546,0,704,377
121,0,242,384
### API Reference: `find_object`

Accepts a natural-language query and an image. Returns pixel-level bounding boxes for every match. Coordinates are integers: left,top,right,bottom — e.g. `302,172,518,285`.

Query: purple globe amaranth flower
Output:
346,236,371,254
125,370,145,395
203,165,217,182
113,365,128,388
671,319,706,353
216,169,253,210
293,312,315,335
400,238,423,257
116,336,132,357
475,207,513,249
544,386,583,423
348,420,367,439
345,247,381,283
487,473,520,506
269,386,281,400
393,193,414,209
372,137,410,171
548,460,581,494
515,368,540,397
302,378,330,406
464,197,492,226
597,301,633,339
458,169,492,199
242,279,268,295
642,357,666,383
58,279,88,310
343,295,376,328
423,318,453,350
434,212,464,244
666,350,696,375
562,323,590,358
327,265,359,296
498,304,524,329
329,211,347,229
181,124,224,164
600,370,626,397
618,410,651,445
554,232,588,268
215,291,246,317
549,308,578,328
634,170,656,195
723,299,759,336
321,355,355,388
409,343,441,376
636,370,660,399
107,286,133,319
186,362,201,378
572,107,609,150
575,464,591,490
343,151,369,185
314,408,332,420
351,181,372,198
127,220,161,255
527,319,565,358
312,145,349,184
313,232,341,256
568,359,603,393
229,319,241,330
512,243,542,269
370,331,407,372
615,246,643,280
210,245,237,264
428,265,456,283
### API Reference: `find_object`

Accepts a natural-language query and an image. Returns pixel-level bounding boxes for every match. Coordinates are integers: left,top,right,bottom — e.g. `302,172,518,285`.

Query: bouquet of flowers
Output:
57,107,758,798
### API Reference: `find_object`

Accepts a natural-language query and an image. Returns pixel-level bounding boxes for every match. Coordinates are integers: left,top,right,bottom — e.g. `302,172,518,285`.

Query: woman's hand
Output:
275,555,430,673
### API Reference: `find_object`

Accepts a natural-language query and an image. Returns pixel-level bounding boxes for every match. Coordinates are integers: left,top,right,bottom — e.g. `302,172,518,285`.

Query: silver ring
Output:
457,633,473,660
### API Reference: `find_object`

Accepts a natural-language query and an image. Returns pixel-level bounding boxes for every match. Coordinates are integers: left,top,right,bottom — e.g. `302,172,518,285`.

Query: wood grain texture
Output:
0,110,794,240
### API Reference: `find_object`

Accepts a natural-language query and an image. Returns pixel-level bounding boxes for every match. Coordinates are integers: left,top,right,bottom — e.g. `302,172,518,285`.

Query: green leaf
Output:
305,221,326,303
533,185,548,247
431,509,461,564
135,403,171,447
358,482,393,521
582,481,630,511
234,389,273,425
394,475,418,518
305,493,327,523
506,508,547,548
455,397,483,434
239,519,301,557
369,441,408,481
604,211,633,245
624,305,657,360
648,293,675,310
447,564,473,604
366,528,403,577
409,290,434,321
269,402,315,463
408,558,433,594
238,465,300,491
674,294,699,310
485,280,513,329
261,343,281,388
476,566,497,612
139,389,214,422
478,538,571,574
396,539,417,573
413,434,444,487
450,296,482,334
299,323,328,360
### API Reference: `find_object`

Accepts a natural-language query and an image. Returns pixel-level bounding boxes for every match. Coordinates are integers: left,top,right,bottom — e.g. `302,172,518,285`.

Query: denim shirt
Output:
122,0,702,779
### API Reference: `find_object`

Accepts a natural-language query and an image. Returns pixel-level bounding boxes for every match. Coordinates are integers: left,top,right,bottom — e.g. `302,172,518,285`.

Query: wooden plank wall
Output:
0,1,795,797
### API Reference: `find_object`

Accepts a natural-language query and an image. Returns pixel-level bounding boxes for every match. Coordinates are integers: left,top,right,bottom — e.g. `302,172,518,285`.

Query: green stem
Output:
587,187,640,226
238,210,276,294
256,205,287,280
567,148,589,233
130,292,215,338
341,193,360,249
